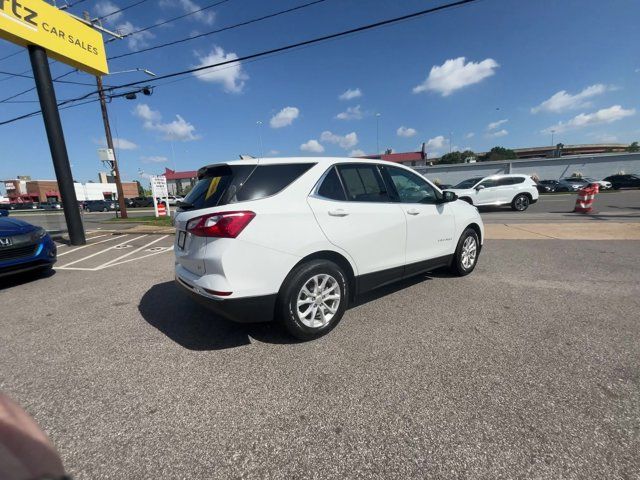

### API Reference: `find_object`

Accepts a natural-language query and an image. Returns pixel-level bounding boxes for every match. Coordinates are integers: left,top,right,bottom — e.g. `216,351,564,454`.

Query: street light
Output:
376,113,381,154
256,121,264,158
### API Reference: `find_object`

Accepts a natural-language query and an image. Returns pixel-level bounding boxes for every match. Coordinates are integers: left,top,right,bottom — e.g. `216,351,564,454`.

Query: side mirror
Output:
475,185,485,191
439,191,457,203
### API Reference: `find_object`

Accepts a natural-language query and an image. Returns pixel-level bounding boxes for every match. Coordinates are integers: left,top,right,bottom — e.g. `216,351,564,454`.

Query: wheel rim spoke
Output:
296,273,341,329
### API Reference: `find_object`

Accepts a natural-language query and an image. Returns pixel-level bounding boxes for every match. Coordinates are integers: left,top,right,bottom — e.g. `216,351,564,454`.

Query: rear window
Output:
182,163,314,210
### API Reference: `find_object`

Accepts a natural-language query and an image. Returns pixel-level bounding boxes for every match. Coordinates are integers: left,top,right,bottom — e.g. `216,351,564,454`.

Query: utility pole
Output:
96,75,128,218
84,11,127,218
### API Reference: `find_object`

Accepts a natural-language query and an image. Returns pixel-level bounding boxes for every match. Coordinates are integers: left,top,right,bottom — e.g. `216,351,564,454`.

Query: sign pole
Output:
28,45,86,246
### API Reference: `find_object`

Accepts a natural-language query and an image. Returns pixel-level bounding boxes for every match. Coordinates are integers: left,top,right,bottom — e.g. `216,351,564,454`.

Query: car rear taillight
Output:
186,211,255,238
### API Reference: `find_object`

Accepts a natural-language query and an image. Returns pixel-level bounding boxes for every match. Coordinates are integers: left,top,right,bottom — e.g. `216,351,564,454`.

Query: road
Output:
7,190,640,231
1,234,638,479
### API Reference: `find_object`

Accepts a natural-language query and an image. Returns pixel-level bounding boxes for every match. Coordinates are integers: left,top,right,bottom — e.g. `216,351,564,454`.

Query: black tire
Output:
277,259,348,340
450,228,480,276
511,193,530,211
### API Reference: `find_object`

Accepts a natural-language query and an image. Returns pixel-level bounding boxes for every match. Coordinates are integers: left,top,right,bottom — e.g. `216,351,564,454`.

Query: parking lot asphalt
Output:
1,237,639,479
7,189,640,230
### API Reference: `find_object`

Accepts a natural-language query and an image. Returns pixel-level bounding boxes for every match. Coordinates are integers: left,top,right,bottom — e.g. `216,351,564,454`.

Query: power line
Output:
95,0,150,22
0,70,77,103
59,0,92,10
108,0,328,61
0,0,480,126
107,0,479,91
0,70,100,86
106,0,232,43
0,50,22,63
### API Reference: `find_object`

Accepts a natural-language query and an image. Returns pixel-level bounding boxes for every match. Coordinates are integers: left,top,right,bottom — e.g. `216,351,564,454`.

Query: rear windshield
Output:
182,163,314,210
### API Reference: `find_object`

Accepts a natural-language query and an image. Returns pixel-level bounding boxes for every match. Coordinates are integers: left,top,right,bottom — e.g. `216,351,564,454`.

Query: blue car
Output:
0,218,57,278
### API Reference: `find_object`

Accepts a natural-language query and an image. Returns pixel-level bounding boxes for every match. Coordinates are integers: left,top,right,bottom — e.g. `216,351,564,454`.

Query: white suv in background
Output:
445,174,539,211
174,158,484,339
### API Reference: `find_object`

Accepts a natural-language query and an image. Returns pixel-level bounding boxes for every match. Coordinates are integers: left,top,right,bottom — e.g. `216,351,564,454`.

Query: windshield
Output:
454,177,484,189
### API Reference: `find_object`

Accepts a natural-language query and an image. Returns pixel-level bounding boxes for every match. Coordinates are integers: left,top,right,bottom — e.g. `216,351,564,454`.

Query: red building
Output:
163,168,198,195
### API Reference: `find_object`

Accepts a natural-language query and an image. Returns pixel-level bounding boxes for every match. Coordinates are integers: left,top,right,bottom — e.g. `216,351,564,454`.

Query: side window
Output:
479,178,499,188
235,163,315,202
337,164,390,202
385,166,440,204
317,167,346,201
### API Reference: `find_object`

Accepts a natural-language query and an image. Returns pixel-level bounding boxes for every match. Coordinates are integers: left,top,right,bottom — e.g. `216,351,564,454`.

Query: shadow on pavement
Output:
138,281,296,351
0,268,55,291
142,272,442,349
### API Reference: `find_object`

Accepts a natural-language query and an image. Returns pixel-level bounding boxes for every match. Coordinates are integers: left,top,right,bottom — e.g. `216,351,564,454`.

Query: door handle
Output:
406,208,420,215
328,209,349,217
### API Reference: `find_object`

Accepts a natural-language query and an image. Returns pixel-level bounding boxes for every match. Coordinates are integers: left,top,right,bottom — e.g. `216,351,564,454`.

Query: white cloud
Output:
159,0,215,24
268,149,280,155
425,135,447,152
349,149,365,157
134,104,162,126
153,115,200,141
413,57,499,96
320,131,358,149
300,140,324,153
192,46,248,93
397,126,417,138
486,129,508,138
542,105,635,134
141,156,169,163
113,138,138,150
531,84,611,114
465,132,475,139
339,88,362,101
94,1,123,22
134,103,200,141
336,105,363,121
588,133,618,143
487,119,508,130
94,137,138,150
270,107,299,128
115,21,156,51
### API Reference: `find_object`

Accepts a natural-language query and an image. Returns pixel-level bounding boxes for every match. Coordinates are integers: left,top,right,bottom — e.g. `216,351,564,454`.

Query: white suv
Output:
174,158,484,339
445,174,539,211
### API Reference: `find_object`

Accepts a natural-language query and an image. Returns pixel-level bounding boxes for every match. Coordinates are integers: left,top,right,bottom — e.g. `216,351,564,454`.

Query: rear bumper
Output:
175,275,277,323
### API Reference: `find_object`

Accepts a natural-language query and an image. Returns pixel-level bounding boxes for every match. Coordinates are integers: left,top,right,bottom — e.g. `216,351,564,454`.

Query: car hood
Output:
0,217,37,236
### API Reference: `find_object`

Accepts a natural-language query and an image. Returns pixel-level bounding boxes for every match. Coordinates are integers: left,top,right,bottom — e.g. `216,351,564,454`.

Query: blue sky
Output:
0,0,638,184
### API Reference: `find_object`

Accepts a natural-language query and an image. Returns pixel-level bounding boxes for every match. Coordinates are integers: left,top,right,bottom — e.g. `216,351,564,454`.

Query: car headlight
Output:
31,227,47,242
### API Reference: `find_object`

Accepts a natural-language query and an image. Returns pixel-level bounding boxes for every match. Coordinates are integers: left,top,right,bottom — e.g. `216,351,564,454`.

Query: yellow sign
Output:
0,0,108,75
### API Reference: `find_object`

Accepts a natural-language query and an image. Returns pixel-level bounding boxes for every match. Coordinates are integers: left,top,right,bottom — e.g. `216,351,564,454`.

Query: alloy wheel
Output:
461,236,477,270
296,274,341,328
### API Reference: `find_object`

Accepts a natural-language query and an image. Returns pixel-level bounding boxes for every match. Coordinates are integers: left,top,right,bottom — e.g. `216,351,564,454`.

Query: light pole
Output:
550,129,556,147
376,113,381,153
256,121,264,158
95,68,156,218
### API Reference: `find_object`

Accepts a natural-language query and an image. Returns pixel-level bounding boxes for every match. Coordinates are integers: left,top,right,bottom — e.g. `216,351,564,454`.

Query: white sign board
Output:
150,175,170,217
97,148,115,162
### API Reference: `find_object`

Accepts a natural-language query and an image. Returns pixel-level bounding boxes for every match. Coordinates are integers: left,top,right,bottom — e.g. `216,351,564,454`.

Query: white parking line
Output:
94,235,169,270
103,246,174,269
56,234,127,257
58,235,146,268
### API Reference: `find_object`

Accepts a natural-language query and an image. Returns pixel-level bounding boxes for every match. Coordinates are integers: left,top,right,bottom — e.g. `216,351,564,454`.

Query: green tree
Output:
627,141,639,152
482,146,517,161
439,151,464,164
135,180,145,196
